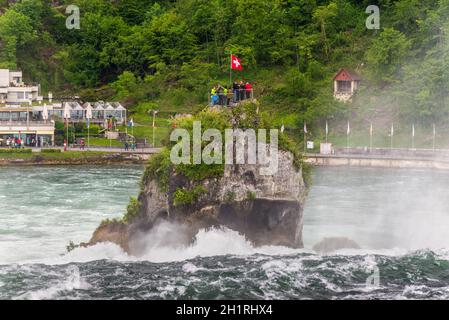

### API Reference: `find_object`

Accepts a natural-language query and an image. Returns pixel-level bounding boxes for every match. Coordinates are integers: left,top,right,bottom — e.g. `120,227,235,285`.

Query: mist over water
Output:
303,167,449,251
1,165,449,299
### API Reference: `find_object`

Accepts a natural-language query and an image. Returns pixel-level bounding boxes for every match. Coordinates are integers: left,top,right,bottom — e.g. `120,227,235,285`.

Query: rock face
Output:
88,150,307,254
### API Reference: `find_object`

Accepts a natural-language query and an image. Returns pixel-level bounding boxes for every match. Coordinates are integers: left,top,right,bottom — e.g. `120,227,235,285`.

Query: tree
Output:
111,71,140,100
312,2,338,60
11,0,45,30
365,28,410,85
0,9,37,68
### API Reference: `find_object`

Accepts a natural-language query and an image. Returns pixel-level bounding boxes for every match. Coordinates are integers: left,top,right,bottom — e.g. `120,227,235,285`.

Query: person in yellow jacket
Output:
222,87,228,107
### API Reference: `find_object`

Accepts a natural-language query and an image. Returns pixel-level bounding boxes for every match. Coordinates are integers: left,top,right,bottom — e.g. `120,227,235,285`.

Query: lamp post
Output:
150,110,158,148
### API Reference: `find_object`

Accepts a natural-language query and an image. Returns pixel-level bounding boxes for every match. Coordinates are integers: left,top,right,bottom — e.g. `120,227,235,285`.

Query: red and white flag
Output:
231,54,242,71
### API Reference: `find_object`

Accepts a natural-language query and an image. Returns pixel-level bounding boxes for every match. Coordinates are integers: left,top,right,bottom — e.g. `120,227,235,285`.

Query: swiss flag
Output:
231,54,242,71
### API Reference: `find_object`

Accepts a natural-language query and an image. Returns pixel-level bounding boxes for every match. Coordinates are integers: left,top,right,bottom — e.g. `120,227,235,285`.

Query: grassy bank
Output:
0,151,110,160
0,151,150,166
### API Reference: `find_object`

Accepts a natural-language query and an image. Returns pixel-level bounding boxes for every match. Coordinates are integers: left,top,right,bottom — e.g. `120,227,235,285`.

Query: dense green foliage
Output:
2,0,449,135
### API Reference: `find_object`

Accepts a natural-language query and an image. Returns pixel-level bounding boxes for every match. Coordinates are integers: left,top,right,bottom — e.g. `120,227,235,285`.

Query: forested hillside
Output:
1,0,449,137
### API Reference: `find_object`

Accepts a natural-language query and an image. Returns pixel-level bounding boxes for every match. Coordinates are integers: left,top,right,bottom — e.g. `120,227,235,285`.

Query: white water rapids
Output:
0,165,449,265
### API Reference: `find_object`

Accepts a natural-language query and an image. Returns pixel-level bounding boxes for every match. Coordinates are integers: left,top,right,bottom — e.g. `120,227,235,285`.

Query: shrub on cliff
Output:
173,185,208,207
123,197,141,223
141,148,172,192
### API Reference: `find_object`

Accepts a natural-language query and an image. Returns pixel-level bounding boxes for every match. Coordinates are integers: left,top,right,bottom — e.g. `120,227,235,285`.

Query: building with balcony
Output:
0,105,55,147
0,69,51,146
0,68,127,147
0,69,43,105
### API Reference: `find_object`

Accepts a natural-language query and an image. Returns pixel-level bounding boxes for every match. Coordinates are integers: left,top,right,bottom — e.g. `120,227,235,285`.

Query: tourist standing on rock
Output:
210,86,218,106
125,141,129,151
217,84,226,106
222,87,228,107
245,82,252,99
239,80,245,101
80,139,85,150
233,82,239,103
227,87,233,107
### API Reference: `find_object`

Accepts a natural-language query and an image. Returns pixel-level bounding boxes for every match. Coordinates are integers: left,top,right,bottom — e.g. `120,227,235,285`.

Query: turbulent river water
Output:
1,165,449,300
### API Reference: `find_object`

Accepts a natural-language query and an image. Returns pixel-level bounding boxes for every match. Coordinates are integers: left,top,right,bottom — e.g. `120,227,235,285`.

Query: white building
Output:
0,69,52,146
0,69,43,105
0,69,128,147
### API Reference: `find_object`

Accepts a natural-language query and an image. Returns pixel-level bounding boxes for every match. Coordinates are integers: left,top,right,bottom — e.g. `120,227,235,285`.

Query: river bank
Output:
0,151,150,166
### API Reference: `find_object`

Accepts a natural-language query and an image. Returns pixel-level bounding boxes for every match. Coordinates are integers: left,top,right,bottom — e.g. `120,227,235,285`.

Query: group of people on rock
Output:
210,81,253,107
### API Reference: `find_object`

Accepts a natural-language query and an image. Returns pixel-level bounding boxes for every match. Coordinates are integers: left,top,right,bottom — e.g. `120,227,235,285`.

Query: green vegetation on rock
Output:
123,197,141,223
173,185,208,207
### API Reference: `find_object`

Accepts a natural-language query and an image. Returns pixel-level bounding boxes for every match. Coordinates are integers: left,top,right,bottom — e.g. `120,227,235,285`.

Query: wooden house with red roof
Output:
333,68,361,102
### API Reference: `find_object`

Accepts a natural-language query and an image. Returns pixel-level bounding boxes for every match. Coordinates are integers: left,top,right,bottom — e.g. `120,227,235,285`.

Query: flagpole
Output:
303,122,306,153
88,124,90,150
66,119,68,149
412,124,415,149
229,51,232,87
433,123,436,151
346,121,350,150
390,124,394,150
325,120,328,144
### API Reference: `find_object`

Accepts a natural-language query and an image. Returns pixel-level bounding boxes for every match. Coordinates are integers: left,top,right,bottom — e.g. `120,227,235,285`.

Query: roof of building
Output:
333,68,361,81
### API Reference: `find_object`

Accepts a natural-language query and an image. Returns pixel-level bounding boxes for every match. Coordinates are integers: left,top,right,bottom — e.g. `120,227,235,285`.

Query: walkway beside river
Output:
31,146,163,154
305,148,449,170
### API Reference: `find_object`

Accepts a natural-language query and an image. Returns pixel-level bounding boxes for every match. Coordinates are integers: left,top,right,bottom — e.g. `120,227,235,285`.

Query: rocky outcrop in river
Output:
87,149,307,254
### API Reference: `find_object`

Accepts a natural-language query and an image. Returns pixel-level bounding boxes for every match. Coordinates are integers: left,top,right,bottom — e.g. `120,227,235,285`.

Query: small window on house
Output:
337,81,351,93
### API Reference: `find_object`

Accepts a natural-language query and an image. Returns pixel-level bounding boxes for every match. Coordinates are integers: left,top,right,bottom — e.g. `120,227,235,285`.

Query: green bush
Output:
122,197,141,223
246,191,256,201
0,148,32,153
141,148,172,192
224,191,236,203
173,185,207,207
41,149,62,153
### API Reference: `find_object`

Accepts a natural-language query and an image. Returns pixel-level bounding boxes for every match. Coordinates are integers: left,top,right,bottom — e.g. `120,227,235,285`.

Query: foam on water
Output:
42,225,303,265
